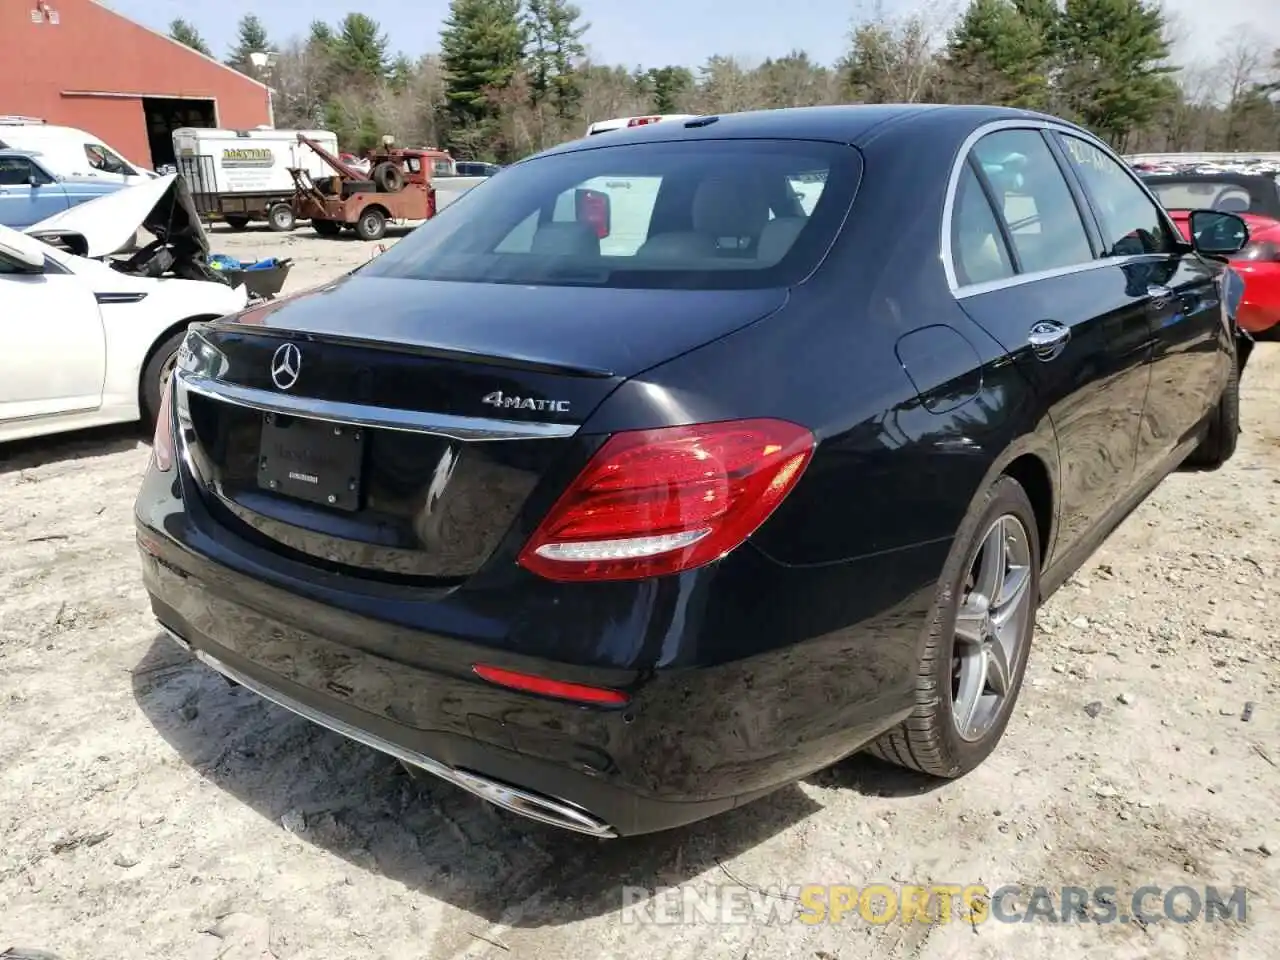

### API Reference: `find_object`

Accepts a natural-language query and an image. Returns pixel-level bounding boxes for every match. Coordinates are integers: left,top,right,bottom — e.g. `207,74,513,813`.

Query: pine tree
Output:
168,18,211,57
945,0,1049,108
545,0,588,117
389,54,415,92
334,13,390,86
1057,0,1178,144
440,0,525,129
648,66,694,113
226,15,271,74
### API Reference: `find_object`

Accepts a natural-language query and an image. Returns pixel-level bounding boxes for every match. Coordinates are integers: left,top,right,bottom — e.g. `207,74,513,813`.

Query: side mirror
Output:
1188,209,1249,257
0,230,48,272
575,188,610,239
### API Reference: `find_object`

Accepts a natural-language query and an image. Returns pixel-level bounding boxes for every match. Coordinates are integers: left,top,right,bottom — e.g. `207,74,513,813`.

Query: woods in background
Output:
168,2,1280,162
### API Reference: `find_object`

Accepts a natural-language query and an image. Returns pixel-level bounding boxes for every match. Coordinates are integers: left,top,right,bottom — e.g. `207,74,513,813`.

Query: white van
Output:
0,119,153,185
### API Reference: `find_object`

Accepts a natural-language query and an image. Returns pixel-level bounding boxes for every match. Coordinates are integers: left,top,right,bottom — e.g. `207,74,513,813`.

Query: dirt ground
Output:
1,224,1278,959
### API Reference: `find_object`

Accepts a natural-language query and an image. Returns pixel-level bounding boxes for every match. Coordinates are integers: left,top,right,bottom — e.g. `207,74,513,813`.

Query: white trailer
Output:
172,127,341,231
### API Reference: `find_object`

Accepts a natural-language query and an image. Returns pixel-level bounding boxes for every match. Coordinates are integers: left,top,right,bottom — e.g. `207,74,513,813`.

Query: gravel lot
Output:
1,225,1278,959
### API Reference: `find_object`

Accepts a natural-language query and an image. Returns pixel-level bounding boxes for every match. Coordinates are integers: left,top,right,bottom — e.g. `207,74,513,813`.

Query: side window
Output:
951,163,1015,286
84,143,135,176
0,156,33,186
971,129,1093,274
1057,134,1176,257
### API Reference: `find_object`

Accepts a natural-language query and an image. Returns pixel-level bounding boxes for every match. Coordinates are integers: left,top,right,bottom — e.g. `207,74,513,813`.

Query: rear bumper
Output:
134,460,936,836
157,622,620,837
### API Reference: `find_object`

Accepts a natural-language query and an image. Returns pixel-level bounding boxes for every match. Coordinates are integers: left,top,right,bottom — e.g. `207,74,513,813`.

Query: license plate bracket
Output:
257,413,365,511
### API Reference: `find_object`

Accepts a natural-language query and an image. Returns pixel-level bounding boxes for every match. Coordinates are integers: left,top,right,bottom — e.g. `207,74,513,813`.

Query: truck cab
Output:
0,149,123,229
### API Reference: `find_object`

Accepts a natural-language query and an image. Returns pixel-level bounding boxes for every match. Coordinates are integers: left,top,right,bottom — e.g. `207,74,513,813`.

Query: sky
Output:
105,0,1277,73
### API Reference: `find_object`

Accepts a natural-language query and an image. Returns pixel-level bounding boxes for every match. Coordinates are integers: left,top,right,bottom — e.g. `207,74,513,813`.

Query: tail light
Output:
518,418,815,582
152,376,175,472
1239,240,1280,262
627,116,661,127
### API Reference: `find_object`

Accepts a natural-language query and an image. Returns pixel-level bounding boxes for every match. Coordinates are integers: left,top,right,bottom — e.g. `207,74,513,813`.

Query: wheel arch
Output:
945,409,1059,581
1001,451,1055,571
359,203,391,221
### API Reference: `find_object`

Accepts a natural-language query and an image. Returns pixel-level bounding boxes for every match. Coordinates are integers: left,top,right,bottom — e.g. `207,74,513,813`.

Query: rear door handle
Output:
1028,320,1070,360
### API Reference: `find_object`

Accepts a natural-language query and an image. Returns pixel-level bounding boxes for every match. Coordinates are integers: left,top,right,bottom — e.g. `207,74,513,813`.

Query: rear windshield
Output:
1144,178,1259,214
359,139,861,290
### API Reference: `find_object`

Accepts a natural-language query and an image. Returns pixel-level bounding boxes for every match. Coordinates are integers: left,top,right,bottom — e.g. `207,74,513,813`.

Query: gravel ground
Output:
1,225,1278,959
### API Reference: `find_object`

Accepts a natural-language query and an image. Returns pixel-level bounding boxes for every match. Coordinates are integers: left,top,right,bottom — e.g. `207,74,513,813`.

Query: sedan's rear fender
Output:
570,291,1055,570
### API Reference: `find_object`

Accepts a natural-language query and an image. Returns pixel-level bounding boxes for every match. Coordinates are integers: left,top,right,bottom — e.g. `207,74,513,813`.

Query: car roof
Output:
538,104,1078,159
0,147,41,159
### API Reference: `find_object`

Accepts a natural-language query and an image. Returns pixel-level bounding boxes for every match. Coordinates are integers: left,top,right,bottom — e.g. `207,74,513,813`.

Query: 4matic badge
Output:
481,391,570,414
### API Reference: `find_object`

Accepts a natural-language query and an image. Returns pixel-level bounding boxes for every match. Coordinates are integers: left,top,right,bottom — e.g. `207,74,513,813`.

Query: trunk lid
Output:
176,274,787,582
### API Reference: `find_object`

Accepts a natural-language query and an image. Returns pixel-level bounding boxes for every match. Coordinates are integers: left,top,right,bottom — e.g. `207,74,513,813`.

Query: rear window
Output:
360,139,860,290
1145,179,1257,214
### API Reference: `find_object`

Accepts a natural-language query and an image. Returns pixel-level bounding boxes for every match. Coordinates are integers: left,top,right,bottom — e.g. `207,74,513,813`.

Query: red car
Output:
1142,172,1280,335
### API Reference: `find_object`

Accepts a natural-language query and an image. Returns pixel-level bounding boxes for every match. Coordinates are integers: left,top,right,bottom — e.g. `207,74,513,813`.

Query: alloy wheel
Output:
951,514,1034,742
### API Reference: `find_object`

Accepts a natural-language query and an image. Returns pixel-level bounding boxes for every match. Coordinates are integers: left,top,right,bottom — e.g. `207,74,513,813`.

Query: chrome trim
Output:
159,624,190,651
174,371,579,442
159,629,616,838
940,117,1188,299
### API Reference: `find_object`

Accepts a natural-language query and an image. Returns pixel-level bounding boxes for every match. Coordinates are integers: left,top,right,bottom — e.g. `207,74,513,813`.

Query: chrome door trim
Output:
940,117,1189,299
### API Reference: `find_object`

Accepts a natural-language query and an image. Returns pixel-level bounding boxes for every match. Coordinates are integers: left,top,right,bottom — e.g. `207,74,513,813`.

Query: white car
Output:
0,174,248,444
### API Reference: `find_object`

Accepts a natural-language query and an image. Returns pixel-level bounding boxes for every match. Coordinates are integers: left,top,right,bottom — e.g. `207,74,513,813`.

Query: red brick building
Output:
0,0,272,169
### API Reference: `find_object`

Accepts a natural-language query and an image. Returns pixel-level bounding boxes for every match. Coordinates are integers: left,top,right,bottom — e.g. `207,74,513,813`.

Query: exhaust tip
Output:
450,768,617,839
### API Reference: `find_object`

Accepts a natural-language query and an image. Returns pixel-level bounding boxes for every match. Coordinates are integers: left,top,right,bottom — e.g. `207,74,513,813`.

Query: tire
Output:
1184,346,1241,469
372,161,405,193
267,203,297,232
223,215,250,231
142,328,187,432
869,475,1041,778
355,207,387,241
312,218,342,237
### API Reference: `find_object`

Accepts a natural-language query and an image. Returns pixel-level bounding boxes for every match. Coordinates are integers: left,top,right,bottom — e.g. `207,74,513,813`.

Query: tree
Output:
525,0,589,129
389,54,415,92
226,14,271,75
1217,37,1269,148
945,0,1049,108
440,0,526,139
1056,0,1178,145
841,15,938,103
757,51,838,108
648,65,694,113
692,56,762,114
333,13,390,87
545,0,588,116
168,18,211,57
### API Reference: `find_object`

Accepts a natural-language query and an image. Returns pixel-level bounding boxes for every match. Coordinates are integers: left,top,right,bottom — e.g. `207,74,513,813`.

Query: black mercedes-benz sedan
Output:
135,104,1251,839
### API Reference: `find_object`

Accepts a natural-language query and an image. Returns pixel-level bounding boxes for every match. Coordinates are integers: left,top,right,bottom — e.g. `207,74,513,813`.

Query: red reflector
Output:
152,375,175,472
518,418,815,582
472,664,630,705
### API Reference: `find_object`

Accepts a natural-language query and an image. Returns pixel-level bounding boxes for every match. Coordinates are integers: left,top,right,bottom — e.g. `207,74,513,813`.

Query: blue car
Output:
0,148,123,229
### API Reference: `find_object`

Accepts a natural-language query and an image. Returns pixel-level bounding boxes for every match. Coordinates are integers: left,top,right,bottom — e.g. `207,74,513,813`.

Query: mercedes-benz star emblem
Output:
271,342,301,391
